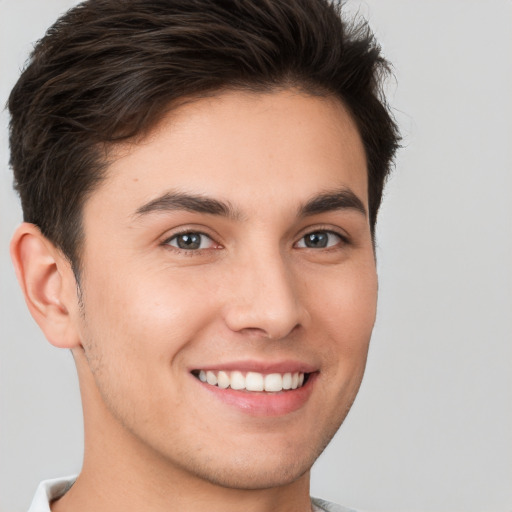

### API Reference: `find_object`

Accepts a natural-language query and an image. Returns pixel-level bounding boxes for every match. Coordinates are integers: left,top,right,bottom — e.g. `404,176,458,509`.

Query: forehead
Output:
85,89,368,223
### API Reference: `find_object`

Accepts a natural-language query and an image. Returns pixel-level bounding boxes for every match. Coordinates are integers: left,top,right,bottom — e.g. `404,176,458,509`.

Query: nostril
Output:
239,327,274,338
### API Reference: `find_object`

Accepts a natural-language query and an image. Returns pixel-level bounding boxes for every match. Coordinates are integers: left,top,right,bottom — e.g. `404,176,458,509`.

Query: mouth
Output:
191,369,311,393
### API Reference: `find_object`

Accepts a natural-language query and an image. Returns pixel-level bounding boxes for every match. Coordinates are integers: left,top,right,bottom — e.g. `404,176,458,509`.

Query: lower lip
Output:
194,373,318,417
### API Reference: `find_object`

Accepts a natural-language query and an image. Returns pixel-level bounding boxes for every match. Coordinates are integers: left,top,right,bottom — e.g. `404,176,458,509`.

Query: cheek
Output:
78,261,224,380
309,259,377,325
77,270,212,422
305,260,377,365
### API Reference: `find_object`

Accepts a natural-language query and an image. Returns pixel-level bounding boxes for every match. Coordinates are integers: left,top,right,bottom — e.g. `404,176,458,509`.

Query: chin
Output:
175,427,337,491
191,455,312,490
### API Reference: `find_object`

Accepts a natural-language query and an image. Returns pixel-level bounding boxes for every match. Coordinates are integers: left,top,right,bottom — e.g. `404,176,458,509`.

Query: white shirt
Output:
28,476,356,512
28,477,76,512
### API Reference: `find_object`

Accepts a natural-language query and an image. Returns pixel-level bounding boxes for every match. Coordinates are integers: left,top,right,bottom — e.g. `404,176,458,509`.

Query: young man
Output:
8,0,399,511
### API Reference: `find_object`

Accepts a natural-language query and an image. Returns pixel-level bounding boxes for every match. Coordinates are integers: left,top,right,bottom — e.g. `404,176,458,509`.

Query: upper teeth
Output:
197,370,305,392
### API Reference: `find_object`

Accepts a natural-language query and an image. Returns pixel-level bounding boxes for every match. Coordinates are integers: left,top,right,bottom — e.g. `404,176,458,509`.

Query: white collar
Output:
28,476,77,512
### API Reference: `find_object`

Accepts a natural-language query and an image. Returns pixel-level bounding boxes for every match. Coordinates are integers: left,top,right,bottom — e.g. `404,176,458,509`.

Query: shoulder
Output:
311,496,359,512
27,476,77,512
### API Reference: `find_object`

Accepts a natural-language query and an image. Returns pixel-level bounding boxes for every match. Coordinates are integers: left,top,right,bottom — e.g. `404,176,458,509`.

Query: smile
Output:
193,370,309,392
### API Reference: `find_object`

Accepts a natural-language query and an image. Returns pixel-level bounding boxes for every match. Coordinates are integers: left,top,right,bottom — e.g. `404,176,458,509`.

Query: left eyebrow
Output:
298,188,367,218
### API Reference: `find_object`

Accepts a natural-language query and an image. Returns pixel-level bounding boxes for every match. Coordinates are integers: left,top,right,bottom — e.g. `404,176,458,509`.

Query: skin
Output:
11,89,377,512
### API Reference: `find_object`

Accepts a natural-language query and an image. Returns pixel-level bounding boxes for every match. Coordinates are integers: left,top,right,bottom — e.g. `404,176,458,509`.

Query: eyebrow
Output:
133,187,367,221
133,191,242,220
298,188,367,218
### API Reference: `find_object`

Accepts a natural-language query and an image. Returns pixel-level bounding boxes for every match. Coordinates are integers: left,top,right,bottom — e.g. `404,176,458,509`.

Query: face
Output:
74,89,377,489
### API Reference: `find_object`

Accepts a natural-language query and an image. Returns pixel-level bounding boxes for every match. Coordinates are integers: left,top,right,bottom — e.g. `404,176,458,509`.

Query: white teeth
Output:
264,373,283,392
217,371,230,389
246,372,264,391
230,370,245,390
206,370,217,386
196,370,307,392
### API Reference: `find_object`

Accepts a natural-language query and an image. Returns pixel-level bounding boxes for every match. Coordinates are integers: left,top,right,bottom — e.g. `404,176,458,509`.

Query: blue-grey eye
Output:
167,232,214,250
296,231,342,249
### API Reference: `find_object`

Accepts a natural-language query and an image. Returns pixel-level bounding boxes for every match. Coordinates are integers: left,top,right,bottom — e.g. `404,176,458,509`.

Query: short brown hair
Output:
8,0,400,273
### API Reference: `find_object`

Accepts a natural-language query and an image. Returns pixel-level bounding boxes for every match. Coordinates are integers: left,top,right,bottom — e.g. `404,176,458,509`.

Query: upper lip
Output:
189,360,318,374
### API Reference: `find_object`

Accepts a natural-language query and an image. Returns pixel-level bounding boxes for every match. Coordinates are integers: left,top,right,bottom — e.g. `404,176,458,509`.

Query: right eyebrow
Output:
132,191,243,221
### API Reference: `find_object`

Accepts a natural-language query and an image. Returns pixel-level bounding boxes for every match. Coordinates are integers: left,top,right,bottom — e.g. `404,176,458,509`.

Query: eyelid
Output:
295,232,341,250
294,225,350,246
160,226,222,251
158,224,349,252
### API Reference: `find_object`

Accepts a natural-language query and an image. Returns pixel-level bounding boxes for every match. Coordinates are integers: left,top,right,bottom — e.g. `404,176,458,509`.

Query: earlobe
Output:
10,223,82,349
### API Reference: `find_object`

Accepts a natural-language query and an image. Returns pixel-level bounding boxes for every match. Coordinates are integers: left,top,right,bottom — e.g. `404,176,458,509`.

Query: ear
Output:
10,223,82,349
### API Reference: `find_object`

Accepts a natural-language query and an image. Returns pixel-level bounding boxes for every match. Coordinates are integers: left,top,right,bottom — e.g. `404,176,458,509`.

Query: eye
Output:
295,231,343,249
165,232,216,250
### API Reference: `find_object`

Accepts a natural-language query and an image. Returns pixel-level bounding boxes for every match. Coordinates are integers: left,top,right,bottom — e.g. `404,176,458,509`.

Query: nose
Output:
222,248,307,340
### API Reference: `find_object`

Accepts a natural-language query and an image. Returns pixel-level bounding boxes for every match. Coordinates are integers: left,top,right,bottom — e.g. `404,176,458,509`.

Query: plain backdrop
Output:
1,1,511,511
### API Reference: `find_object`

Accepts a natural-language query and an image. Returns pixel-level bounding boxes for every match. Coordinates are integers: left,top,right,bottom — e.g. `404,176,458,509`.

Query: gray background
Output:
1,1,511,511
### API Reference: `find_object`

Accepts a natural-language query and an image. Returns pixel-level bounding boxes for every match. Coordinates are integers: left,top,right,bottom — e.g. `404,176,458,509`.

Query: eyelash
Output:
161,228,349,253
162,229,218,254
295,230,348,249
